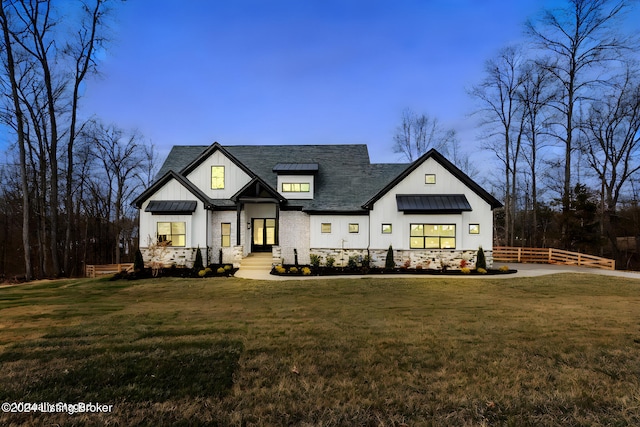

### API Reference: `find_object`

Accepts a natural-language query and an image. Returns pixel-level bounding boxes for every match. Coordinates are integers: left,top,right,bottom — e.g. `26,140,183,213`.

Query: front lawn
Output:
1,275,639,426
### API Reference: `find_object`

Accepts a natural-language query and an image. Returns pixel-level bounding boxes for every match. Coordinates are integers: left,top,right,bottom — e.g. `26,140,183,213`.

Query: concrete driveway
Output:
235,262,640,281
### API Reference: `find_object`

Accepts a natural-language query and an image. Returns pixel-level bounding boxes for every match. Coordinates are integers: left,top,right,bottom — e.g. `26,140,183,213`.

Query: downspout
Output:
205,207,210,265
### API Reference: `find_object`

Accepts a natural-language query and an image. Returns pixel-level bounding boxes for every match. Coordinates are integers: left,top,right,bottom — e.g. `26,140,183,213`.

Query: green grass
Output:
1,274,640,426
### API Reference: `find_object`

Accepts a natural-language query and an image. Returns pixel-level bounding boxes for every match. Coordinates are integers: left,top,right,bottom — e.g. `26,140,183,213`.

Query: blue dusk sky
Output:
70,1,635,165
77,0,552,165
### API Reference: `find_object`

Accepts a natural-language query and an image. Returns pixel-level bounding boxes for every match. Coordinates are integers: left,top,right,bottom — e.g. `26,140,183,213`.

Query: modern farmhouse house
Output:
133,142,502,269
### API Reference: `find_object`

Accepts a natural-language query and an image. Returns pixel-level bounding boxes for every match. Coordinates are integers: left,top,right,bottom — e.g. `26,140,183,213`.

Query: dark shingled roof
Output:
396,194,472,213
149,143,501,212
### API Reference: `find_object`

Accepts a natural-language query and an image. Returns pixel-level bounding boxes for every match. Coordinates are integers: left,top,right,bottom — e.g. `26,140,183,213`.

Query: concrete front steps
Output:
235,253,275,279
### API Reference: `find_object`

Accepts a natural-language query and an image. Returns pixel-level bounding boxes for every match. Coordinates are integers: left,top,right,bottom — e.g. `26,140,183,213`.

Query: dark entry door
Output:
252,218,276,252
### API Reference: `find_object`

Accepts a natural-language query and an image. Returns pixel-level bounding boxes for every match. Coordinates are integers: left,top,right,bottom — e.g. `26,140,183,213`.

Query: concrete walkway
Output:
234,262,640,281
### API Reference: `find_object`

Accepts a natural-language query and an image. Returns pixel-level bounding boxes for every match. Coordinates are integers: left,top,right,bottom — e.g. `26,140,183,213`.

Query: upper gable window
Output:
211,166,225,189
425,174,436,184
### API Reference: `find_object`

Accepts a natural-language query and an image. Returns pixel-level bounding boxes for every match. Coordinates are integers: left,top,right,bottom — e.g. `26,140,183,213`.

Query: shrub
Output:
499,265,510,272
193,247,204,272
385,245,395,270
216,267,225,274
347,256,359,269
274,265,286,274
302,267,311,275
198,269,207,277
476,246,487,270
416,263,423,270
461,267,471,274
477,267,487,274
134,249,145,272
310,254,321,269
224,264,232,271
326,256,336,268
289,266,299,274
403,259,411,269
459,259,468,269
362,254,371,268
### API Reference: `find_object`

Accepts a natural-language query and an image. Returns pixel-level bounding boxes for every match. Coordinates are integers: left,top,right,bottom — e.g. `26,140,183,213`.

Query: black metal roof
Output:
145,200,198,214
272,163,319,173
396,194,472,214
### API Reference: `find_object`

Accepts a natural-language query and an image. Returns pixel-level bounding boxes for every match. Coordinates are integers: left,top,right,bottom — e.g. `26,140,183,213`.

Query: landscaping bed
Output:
270,265,517,276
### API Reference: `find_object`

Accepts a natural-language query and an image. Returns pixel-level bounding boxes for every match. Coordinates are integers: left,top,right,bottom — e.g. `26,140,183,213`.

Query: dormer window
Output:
282,183,310,192
273,163,318,200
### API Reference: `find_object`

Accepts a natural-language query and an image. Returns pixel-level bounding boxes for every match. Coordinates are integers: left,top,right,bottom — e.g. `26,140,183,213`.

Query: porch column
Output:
236,203,242,246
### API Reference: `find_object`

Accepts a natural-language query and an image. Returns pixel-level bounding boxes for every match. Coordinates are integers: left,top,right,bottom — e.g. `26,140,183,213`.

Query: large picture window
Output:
157,222,186,247
211,166,225,189
410,224,456,249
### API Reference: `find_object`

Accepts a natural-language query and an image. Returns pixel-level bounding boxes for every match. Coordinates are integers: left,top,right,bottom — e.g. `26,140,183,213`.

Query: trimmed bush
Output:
193,247,204,272
476,246,487,270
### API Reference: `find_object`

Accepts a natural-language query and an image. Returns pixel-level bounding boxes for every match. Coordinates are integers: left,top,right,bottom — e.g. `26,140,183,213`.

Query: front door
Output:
252,218,276,252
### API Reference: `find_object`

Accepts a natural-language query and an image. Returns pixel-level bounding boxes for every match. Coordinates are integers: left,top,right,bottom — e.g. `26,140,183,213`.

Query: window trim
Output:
157,221,186,247
211,166,225,189
349,223,359,233
410,223,456,249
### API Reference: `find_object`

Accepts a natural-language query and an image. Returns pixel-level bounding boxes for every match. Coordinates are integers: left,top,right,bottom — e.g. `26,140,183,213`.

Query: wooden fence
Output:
493,247,615,271
85,263,134,278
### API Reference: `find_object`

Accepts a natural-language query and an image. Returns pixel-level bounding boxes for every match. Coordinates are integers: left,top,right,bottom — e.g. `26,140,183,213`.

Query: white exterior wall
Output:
183,150,252,199
368,157,494,251
310,215,370,249
277,211,311,264
138,178,207,249
277,175,314,199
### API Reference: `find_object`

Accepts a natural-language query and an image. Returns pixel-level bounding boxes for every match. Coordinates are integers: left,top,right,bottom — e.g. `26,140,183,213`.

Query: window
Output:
321,223,332,233
469,224,480,234
425,174,436,184
157,222,186,247
211,166,225,189
221,223,231,247
282,182,310,192
410,224,456,249
382,223,392,234
349,223,359,233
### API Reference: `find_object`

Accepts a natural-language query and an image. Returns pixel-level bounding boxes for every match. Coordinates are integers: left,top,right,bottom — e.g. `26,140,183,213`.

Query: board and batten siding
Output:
182,150,252,199
138,178,208,249
309,215,370,249
368,157,494,251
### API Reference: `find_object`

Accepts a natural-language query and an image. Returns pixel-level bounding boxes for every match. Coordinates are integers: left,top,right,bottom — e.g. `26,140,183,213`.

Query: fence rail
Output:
493,247,615,271
85,263,134,278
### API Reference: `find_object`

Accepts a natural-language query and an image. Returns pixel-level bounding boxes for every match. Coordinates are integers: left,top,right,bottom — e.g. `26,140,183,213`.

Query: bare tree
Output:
0,0,112,277
582,66,640,260
526,0,633,247
0,0,32,280
470,45,526,246
88,122,146,264
518,61,555,246
393,108,457,162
